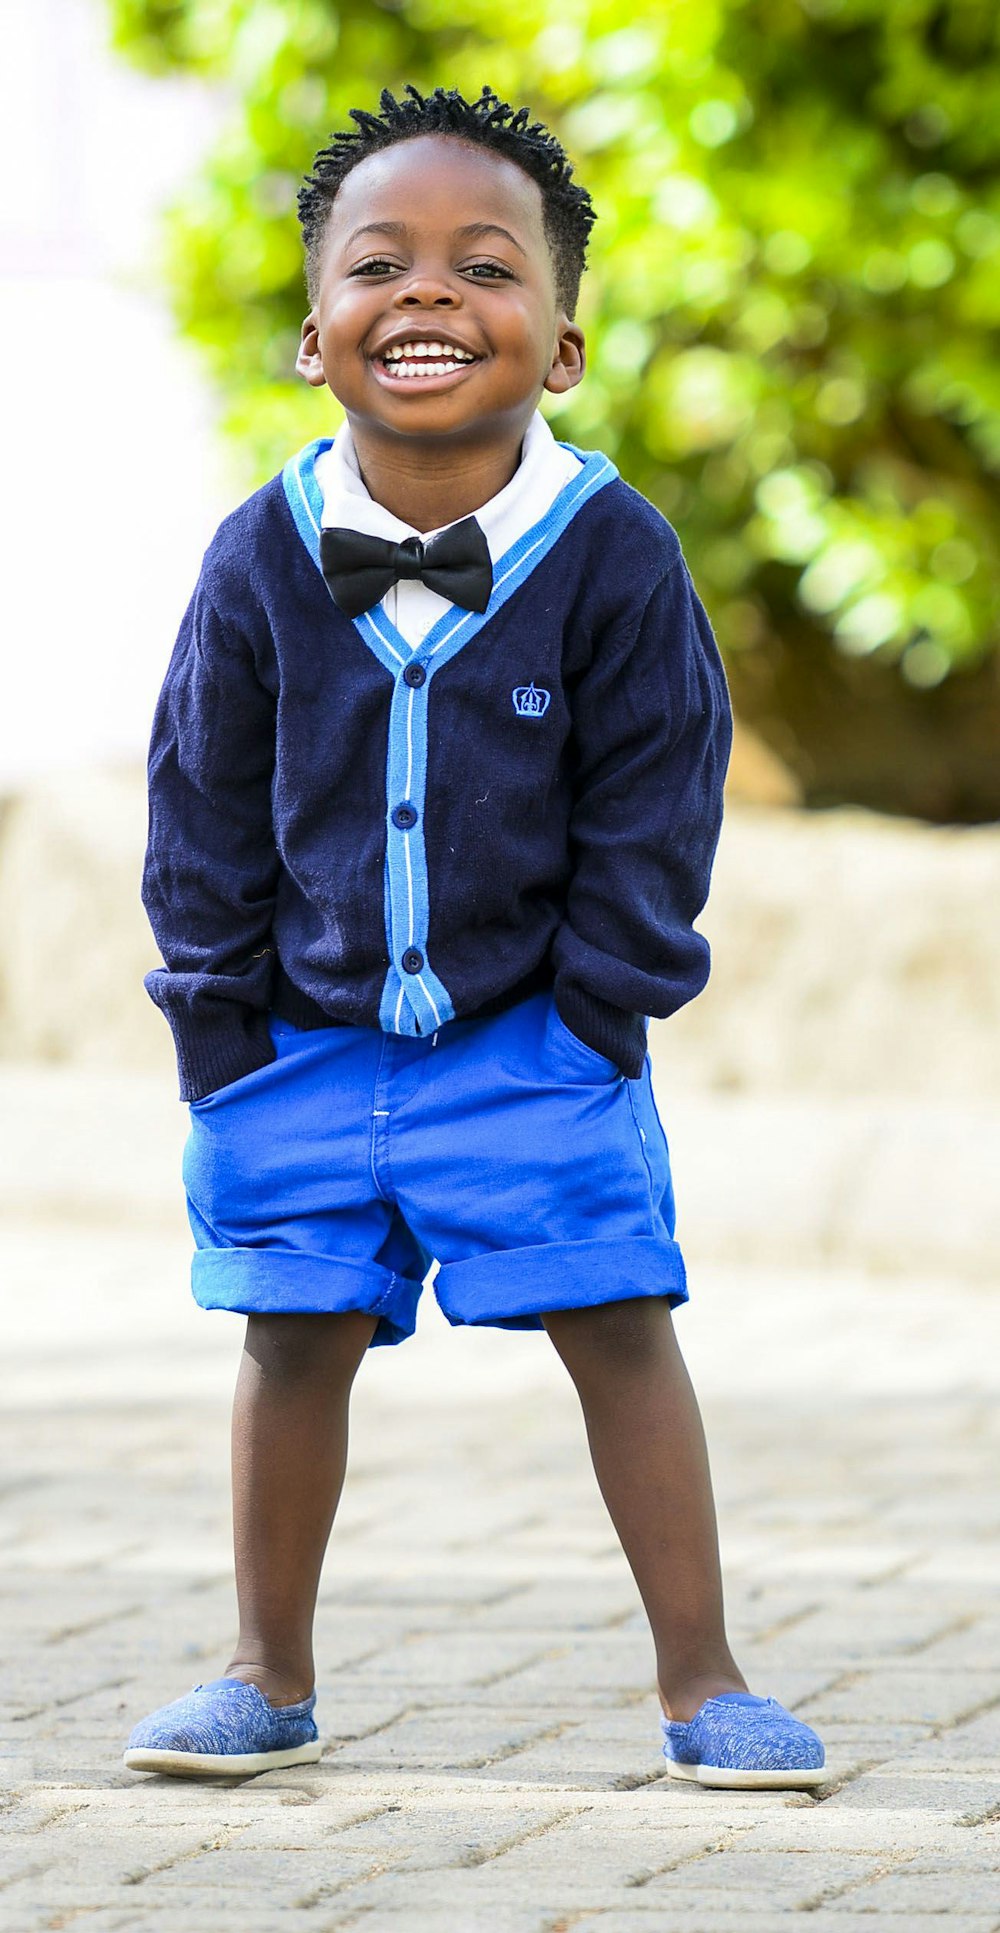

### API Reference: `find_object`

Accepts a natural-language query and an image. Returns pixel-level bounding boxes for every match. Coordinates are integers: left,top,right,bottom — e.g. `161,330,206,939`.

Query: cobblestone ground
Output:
1,1068,999,1931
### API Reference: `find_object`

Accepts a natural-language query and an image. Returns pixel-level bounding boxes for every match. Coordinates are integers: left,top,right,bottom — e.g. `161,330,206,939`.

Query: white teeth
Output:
383,340,474,363
383,357,469,378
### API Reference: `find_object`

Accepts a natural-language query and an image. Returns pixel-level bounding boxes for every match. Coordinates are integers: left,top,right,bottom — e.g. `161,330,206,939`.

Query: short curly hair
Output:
298,83,596,317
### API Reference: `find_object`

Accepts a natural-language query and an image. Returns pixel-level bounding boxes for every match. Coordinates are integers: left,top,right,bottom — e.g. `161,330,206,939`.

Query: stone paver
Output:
1,1066,999,1931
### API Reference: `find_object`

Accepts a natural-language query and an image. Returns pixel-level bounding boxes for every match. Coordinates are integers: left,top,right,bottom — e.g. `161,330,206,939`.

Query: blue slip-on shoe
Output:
124,1677,321,1778
660,1691,825,1789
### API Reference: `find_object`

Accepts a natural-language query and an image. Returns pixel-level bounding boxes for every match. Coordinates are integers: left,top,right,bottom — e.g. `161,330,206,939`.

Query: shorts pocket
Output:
188,1059,273,1110
188,1014,295,1110
548,1003,622,1083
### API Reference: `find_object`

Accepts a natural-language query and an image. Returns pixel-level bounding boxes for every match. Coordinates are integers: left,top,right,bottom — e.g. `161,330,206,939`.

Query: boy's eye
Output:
349,258,399,277
464,261,515,281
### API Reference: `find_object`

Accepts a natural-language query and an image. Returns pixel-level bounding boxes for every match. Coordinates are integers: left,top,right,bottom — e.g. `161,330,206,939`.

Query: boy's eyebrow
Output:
345,219,527,258
344,222,406,248
454,222,527,257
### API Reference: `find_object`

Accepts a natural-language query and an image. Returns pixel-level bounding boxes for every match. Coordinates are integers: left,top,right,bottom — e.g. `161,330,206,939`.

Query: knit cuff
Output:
144,979,277,1103
553,981,648,1080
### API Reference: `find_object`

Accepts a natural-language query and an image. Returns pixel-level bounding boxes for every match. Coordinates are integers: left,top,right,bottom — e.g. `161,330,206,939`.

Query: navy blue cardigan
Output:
141,439,732,1102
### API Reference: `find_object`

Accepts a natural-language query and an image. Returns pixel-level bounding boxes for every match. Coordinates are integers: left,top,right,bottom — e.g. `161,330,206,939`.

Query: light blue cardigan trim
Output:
280,440,618,1037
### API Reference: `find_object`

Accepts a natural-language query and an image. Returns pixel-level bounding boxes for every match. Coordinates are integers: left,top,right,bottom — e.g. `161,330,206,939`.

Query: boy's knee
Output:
544,1296,673,1380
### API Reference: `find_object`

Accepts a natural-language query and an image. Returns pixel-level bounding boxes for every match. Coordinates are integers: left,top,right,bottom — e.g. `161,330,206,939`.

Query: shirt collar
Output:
315,410,580,567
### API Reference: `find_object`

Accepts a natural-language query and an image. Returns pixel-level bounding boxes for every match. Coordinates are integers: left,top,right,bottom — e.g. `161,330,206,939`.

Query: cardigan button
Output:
403,662,426,687
402,948,424,974
392,802,417,830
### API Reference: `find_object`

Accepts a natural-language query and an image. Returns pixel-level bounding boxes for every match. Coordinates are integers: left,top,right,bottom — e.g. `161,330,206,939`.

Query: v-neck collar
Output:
281,437,618,664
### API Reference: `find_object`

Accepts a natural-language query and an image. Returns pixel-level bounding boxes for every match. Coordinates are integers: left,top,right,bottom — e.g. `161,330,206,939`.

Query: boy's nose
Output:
394,276,461,309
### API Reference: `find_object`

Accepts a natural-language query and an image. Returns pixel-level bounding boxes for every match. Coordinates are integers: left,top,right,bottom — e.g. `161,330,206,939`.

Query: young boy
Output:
127,84,824,1788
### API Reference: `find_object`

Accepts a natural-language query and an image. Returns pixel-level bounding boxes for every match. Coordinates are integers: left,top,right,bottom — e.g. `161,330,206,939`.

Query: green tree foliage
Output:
111,0,1000,816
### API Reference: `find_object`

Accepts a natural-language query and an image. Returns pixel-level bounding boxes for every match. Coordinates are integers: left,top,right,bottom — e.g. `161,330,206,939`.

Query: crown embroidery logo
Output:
512,681,551,718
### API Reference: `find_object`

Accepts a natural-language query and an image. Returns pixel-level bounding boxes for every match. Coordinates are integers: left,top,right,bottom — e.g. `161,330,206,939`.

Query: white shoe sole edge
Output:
665,1758,826,1789
123,1741,322,1777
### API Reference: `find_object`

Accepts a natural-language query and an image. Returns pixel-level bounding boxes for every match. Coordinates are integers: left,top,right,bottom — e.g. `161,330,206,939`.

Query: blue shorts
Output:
181,990,686,1346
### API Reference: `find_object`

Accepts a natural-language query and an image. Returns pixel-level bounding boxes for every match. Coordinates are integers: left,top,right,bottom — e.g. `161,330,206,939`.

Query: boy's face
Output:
297,135,585,449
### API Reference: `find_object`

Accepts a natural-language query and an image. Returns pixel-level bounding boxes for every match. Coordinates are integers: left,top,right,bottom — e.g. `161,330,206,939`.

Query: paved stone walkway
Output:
1,1069,999,1930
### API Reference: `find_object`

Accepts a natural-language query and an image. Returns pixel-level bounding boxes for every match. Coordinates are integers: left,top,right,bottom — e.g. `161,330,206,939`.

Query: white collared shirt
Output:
314,409,582,647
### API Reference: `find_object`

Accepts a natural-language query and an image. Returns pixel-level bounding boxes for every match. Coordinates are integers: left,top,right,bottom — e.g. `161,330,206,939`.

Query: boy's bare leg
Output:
542,1298,747,1723
225,1310,378,1707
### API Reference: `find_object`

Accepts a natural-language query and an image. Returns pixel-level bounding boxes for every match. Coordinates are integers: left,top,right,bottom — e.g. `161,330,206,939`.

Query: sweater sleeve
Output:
551,555,733,1079
141,576,280,1102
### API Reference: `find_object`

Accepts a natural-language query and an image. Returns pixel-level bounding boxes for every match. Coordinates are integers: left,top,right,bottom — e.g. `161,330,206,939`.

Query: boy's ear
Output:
543,317,586,397
297,311,326,387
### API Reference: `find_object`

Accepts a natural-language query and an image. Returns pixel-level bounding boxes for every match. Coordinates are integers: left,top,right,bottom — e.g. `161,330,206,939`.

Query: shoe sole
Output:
665,1759,826,1789
123,1741,322,1777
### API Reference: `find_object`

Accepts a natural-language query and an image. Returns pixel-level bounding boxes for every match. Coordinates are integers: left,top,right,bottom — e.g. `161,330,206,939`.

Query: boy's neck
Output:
347,423,527,533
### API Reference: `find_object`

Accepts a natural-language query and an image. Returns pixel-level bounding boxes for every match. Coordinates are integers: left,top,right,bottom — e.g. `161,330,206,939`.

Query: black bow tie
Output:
320,517,493,620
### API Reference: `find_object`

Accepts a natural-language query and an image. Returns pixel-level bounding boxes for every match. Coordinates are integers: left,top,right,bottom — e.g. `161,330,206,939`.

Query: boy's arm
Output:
141,578,280,1102
551,555,733,1079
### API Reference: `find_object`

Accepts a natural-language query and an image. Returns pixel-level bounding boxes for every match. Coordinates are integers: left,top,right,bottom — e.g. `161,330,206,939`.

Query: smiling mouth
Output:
375,338,481,381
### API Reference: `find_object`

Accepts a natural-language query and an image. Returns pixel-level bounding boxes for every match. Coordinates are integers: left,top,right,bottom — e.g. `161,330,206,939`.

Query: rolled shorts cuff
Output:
434,1234,688,1332
190,1249,421,1346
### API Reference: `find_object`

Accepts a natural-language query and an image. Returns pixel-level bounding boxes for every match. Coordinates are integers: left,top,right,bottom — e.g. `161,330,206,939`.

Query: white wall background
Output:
0,0,229,786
